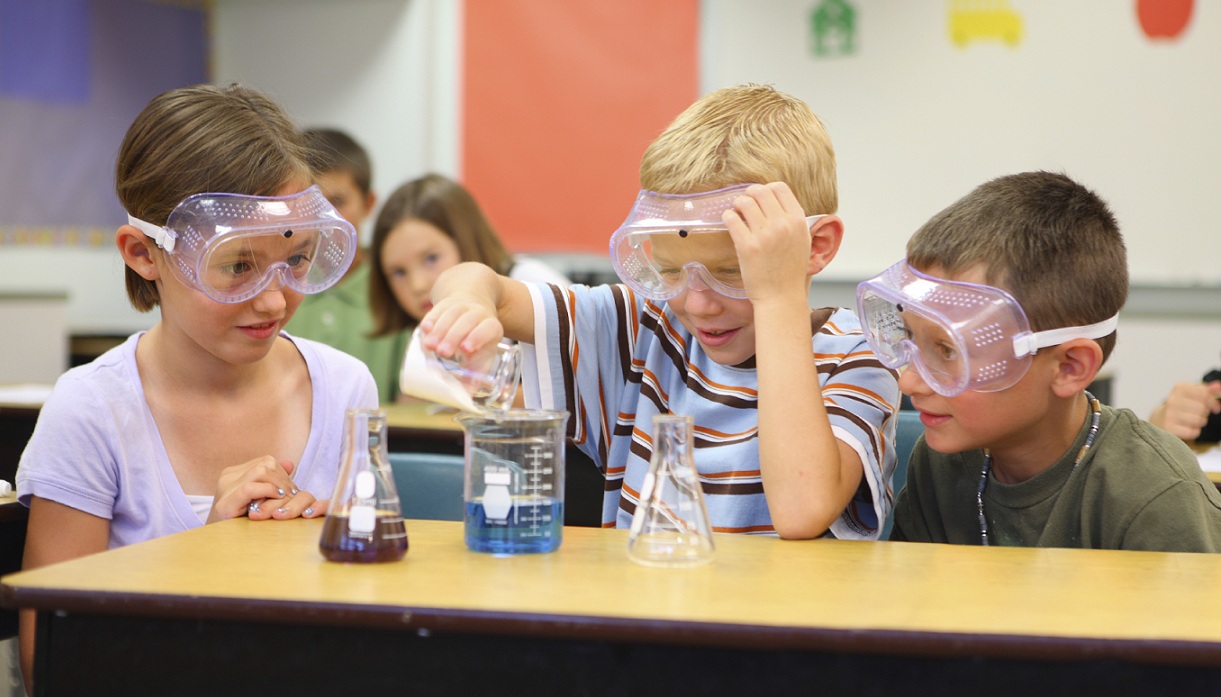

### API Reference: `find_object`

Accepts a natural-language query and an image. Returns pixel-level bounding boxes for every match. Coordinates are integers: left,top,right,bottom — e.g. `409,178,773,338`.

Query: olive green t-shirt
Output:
891,405,1221,553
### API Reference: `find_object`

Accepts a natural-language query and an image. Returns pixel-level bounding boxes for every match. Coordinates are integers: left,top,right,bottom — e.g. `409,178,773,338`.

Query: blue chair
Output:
388,451,466,521
881,410,924,540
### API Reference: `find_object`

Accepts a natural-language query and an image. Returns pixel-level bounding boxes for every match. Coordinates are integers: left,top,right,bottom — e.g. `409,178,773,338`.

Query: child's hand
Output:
1160,380,1221,441
723,182,813,305
207,456,318,523
418,295,506,361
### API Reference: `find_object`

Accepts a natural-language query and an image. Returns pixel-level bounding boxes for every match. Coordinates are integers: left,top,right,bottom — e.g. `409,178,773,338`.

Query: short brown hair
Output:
303,128,373,196
368,173,513,335
639,84,837,216
905,171,1128,360
115,83,313,311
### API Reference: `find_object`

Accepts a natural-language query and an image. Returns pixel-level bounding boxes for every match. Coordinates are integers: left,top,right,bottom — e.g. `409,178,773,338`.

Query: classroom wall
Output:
0,0,1217,418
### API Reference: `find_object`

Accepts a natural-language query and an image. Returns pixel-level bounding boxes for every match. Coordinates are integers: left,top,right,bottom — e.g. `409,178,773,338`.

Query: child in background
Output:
1150,365,1221,443
15,84,378,690
865,170,1221,551
367,173,569,341
419,85,899,539
285,128,410,403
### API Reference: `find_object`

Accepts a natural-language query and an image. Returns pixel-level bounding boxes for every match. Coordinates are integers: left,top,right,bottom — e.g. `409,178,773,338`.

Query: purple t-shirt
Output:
16,332,378,549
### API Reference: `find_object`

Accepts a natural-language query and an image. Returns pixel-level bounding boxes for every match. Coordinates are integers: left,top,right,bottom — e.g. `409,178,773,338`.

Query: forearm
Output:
430,262,536,344
754,299,860,538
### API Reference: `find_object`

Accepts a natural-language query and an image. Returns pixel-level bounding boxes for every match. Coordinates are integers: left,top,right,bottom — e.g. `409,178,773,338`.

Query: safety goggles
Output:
856,260,1119,396
127,185,357,304
609,184,823,300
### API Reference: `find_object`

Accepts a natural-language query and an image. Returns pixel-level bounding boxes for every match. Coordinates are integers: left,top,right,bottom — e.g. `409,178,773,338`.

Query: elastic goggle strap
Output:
128,214,177,253
1012,314,1120,358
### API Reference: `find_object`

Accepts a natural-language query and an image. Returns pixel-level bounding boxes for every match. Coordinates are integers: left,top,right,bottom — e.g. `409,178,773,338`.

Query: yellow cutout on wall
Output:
948,0,1023,48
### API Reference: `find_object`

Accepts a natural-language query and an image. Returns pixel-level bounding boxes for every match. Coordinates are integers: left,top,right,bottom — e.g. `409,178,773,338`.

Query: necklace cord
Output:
976,391,1101,546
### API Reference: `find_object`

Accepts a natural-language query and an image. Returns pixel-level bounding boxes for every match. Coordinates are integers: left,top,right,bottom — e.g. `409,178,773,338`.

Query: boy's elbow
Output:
771,513,834,540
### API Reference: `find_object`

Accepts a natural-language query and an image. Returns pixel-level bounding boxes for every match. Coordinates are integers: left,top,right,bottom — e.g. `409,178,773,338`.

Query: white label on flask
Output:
355,471,376,499
349,504,376,534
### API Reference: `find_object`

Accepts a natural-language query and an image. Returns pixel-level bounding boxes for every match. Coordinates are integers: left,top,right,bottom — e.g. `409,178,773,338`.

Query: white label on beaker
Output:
482,484,512,521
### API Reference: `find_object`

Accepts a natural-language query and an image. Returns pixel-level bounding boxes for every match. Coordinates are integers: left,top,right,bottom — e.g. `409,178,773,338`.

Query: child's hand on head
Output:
207,456,320,523
723,182,813,304
418,295,506,361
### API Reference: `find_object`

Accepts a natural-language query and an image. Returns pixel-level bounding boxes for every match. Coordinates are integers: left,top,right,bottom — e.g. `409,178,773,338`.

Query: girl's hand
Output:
722,182,813,305
207,456,316,523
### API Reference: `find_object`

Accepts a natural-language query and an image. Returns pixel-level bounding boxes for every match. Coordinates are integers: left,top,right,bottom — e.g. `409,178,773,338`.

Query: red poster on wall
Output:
462,0,699,254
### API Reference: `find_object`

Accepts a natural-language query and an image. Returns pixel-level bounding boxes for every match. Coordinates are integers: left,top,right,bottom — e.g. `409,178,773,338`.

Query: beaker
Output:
424,340,523,412
320,408,409,563
457,409,569,554
627,414,715,567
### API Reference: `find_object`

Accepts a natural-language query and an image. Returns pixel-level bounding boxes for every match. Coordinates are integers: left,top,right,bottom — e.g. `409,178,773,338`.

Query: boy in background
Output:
420,85,899,539
863,170,1221,551
287,128,409,402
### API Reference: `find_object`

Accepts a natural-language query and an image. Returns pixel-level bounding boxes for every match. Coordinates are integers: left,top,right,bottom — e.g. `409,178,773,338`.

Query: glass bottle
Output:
626,414,715,567
320,408,408,562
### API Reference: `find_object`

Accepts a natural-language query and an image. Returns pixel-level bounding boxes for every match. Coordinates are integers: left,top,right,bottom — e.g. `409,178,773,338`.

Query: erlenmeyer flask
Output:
627,414,715,567
320,408,409,562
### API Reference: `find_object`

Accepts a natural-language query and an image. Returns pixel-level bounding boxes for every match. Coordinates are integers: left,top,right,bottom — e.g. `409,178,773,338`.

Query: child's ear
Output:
1048,338,1104,399
116,225,161,281
807,214,844,276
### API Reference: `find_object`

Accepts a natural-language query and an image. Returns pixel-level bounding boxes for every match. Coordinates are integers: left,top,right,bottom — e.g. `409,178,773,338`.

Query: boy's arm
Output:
726,184,862,539
420,261,537,358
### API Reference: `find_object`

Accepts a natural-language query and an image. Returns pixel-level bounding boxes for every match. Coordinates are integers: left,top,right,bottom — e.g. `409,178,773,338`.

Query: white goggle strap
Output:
1011,313,1119,358
127,214,178,253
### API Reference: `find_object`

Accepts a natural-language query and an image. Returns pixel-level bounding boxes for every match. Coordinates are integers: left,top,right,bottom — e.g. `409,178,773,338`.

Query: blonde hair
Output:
639,84,837,215
906,171,1128,361
115,84,313,311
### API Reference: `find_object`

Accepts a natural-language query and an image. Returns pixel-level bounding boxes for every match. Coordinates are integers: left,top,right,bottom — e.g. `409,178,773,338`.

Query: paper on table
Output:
1196,444,1221,473
399,331,480,413
0,383,54,405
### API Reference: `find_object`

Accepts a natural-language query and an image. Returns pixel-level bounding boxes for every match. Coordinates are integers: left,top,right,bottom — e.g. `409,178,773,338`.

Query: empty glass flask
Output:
627,414,715,567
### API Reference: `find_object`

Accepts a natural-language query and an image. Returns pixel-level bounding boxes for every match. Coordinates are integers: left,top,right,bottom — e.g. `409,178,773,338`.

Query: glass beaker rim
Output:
456,408,568,425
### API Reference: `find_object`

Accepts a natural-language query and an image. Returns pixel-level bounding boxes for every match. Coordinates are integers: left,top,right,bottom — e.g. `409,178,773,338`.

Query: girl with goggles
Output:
16,83,379,695
856,260,1118,397
126,185,357,304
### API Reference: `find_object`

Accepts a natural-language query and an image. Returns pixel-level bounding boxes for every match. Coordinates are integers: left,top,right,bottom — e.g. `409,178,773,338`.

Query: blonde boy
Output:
421,85,899,539
863,171,1221,551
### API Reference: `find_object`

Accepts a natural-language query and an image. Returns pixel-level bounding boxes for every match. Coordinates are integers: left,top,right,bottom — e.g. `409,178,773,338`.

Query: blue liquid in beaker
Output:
464,497,563,554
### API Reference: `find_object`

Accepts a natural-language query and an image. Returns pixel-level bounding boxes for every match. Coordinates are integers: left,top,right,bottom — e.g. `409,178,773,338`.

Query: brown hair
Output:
115,83,313,311
905,171,1128,360
368,173,514,336
303,127,373,196
639,84,837,216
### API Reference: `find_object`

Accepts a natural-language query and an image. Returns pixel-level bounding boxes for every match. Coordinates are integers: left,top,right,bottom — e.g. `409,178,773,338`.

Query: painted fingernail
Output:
277,488,286,497
291,487,300,496
249,502,261,514
304,507,314,517
276,507,287,515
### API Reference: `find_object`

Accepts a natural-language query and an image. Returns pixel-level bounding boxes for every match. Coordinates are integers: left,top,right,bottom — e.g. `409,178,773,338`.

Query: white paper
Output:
1196,445,1221,473
399,331,481,413
0,383,54,405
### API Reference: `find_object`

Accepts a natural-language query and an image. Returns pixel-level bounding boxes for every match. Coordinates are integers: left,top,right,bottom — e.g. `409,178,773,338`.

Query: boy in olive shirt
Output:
858,171,1221,551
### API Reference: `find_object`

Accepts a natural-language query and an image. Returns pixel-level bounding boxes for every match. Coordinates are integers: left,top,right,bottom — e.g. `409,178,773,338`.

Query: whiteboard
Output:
701,0,1220,285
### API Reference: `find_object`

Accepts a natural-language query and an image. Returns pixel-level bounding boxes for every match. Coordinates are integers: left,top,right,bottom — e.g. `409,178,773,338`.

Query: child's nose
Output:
896,365,928,397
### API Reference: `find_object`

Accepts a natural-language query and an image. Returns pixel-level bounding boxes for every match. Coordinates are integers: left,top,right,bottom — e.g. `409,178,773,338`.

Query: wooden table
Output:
5,519,1221,696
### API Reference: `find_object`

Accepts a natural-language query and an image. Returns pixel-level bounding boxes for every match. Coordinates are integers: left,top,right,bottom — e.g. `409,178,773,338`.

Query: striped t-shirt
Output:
522,282,901,539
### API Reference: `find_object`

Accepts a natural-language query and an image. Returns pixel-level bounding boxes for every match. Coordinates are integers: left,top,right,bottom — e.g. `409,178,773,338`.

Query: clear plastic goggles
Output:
127,185,357,304
609,184,823,301
856,260,1119,397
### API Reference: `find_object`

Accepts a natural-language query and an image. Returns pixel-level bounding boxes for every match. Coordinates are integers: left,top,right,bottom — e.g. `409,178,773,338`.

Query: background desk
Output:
5,519,1221,696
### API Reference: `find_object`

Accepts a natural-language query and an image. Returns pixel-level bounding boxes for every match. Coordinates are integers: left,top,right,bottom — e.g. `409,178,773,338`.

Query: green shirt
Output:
891,405,1221,553
285,262,408,404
